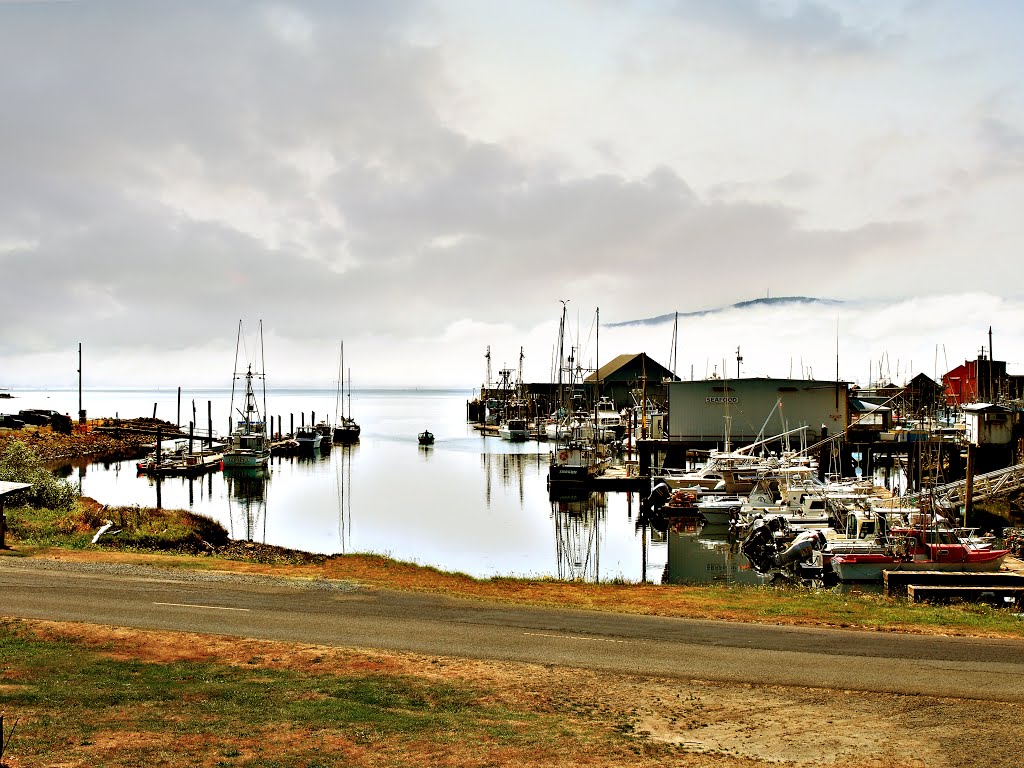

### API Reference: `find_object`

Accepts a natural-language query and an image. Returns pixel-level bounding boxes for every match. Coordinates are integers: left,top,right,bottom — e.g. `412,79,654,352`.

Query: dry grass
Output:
4,618,1021,768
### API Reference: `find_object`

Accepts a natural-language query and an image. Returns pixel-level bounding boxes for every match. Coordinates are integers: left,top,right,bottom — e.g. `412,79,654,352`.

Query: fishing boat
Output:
592,397,624,442
546,304,608,495
498,417,528,441
222,321,271,469
418,429,435,445
314,420,333,450
294,424,322,451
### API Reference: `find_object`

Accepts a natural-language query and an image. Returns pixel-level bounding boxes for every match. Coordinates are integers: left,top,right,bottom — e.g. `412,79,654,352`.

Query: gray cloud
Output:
0,1,1013,387
667,0,891,57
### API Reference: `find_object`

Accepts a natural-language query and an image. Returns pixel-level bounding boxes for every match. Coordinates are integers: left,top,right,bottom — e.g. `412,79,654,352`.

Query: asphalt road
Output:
3,558,1024,701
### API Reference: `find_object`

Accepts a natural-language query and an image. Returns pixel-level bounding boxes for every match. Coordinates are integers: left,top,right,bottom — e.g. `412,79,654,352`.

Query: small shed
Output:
849,398,891,432
963,403,1013,446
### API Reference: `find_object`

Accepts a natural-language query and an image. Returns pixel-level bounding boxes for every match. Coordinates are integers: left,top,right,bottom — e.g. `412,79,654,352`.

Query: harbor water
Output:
16,388,685,581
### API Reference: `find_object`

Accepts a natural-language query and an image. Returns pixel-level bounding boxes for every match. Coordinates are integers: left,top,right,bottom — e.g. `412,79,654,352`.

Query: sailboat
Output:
222,320,271,469
333,341,361,443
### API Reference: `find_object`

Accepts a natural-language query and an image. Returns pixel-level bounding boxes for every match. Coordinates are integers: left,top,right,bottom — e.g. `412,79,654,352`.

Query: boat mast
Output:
557,301,567,416
334,340,343,426
229,319,242,435
594,307,600,433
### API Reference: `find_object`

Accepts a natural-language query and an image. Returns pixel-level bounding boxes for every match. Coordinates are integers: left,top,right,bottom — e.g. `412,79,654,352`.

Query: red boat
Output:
832,542,1009,582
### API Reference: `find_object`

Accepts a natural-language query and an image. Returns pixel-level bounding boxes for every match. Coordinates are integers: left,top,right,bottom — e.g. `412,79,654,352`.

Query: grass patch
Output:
5,502,227,552
0,619,628,768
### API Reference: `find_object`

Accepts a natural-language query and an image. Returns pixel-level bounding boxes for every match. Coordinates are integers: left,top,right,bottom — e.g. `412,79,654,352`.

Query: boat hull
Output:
333,425,361,443
222,450,270,468
832,549,1009,582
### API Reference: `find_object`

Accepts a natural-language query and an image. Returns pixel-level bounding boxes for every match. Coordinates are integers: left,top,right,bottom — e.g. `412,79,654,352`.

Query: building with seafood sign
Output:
665,377,849,447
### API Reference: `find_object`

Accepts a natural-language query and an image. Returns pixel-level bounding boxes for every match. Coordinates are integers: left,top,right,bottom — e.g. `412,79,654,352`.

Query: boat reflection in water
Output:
133,465,218,511
550,491,607,582
664,522,772,586
335,442,356,553
224,466,269,543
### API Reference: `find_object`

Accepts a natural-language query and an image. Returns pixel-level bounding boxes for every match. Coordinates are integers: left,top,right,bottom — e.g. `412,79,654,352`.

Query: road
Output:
4,557,1024,701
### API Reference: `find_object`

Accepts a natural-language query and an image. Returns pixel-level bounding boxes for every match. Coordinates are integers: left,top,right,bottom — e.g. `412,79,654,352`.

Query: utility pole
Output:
77,342,84,424
736,346,743,379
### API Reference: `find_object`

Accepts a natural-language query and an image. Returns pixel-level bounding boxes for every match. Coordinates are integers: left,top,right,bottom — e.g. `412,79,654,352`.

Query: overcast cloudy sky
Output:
2,0,1022,390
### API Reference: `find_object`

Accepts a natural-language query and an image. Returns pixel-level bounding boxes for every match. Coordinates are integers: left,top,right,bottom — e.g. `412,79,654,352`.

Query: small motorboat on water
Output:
418,430,435,445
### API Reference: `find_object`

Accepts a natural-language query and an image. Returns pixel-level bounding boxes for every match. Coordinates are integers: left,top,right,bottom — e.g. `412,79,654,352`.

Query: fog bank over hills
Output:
610,296,844,328
6,293,1021,393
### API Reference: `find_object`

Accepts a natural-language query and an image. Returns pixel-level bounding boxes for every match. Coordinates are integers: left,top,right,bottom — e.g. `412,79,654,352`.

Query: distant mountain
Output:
608,296,843,327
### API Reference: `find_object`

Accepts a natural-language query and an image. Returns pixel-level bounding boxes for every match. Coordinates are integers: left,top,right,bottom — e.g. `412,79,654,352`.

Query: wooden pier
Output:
883,569,1024,604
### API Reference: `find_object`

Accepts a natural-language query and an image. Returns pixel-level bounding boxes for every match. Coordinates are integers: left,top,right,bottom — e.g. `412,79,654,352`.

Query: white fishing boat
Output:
592,397,623,442
498,417,529,441
294,424,322,451
222,321,271,469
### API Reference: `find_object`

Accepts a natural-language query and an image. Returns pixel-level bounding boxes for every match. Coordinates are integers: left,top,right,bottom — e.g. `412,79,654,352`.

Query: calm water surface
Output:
20,388,683,581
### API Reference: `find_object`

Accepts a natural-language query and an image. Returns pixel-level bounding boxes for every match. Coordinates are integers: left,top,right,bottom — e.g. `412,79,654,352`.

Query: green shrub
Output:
0,440,78,511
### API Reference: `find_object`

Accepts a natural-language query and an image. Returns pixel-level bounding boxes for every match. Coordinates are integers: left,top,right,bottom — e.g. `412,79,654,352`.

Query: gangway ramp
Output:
930,462,1024,509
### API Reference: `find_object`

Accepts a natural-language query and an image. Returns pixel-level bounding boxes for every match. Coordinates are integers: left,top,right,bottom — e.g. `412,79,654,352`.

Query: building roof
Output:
962,402,1012,413
850,398,891,413
584,353,677,383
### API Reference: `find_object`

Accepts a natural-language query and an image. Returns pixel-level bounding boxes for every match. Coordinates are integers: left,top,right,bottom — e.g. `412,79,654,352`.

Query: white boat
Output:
498,417,528,441
222,322,271,469
592,397,623,442
294,424,322,451
696,496,743,526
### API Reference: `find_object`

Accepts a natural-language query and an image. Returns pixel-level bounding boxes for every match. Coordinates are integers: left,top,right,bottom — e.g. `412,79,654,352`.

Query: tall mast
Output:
334,340,343,425
594,307,600,429
557,301,568,412
77,342,83,424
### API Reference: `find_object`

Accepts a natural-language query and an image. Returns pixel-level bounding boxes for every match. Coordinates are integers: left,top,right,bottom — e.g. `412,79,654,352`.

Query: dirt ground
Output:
11,619,1021,768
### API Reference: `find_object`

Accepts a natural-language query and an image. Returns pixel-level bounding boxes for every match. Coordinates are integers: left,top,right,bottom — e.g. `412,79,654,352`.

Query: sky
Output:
1,0,1023,391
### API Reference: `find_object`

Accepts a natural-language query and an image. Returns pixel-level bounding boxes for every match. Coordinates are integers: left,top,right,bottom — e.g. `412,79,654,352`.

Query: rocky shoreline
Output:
0,418,172,462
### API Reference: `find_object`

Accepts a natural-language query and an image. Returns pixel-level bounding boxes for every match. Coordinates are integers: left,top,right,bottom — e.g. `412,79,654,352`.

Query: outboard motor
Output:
643,482,672,515
773,529,827,568
741,517,780,573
